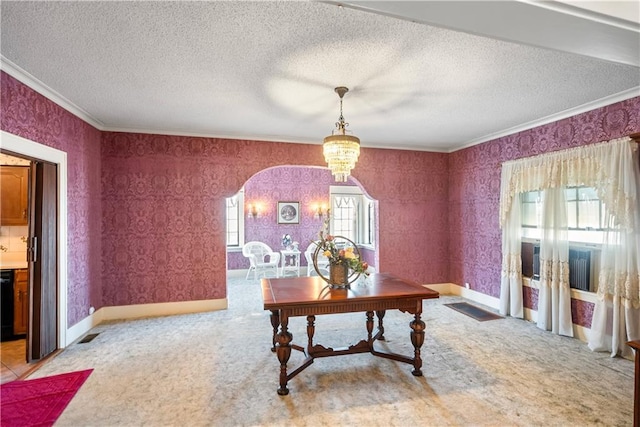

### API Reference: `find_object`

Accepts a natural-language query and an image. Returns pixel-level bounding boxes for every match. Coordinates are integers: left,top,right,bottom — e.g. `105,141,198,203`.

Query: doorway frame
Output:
1,130,68,349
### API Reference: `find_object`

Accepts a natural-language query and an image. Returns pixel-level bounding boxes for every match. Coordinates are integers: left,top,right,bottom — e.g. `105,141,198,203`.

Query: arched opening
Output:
225,165,379,297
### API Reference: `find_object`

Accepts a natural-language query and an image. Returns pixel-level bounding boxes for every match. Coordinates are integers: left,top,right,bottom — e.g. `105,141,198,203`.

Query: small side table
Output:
628,340,640,427
280,250,301,277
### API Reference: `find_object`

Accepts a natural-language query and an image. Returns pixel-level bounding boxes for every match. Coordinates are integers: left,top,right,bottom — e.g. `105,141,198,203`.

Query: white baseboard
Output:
424,282,591,344
65,298,227,346
424,283,499,309
423,283,452,295
65,281,593,347
101,298,228,321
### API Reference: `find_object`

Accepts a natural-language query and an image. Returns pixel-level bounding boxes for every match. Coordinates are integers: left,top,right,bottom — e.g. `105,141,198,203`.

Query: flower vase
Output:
329,263,349,288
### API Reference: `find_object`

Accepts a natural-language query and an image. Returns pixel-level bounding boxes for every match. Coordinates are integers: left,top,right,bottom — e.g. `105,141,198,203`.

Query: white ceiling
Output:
1,1,638,153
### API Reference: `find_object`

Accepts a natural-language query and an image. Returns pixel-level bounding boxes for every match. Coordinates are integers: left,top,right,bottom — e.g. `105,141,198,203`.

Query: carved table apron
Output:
262,273,440,395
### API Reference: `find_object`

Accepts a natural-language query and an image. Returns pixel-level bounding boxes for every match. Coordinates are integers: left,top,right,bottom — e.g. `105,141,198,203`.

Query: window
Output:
329,186,375,247
521,190,541,228
364,199,375,246
226,189,244,247
331,195,358,241
521,186,604,244
566,187,605,230
520,185,603,292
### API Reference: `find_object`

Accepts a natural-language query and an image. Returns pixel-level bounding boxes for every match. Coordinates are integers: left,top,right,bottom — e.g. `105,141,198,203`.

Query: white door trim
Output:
1,130,68,348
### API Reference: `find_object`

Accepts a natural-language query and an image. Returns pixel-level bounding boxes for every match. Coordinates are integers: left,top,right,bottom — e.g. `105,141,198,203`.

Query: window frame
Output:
225,189,245,249
520,186,605,246
329,185,375,248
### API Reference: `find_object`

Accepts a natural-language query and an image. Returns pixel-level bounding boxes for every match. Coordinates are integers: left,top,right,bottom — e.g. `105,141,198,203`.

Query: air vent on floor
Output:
78,333,99,344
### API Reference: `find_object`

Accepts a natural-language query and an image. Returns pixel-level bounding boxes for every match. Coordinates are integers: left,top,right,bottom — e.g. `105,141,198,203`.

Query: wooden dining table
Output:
261,273,440,395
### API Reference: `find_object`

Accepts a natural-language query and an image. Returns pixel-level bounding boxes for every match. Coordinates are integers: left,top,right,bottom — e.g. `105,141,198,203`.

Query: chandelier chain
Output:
336,97,351,131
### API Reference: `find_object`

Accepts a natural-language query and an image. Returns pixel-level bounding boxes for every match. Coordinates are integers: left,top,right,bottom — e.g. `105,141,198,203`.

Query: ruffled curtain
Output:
587,139,640,358
537,188,572,336
499,137,639,348
499,189,523,318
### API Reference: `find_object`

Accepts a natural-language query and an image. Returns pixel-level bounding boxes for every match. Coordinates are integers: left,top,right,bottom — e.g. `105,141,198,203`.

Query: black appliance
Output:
1,269,15,341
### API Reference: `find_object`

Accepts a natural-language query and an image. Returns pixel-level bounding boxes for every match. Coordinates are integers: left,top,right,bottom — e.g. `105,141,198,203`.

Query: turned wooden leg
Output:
276,315,292,395
410,312,426,376
366,311,374,342
270,310,280,352
307,315,315,353
376,310,386,340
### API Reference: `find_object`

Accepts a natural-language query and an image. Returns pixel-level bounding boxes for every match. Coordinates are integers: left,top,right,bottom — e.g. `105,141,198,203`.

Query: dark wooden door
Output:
28,161,57,361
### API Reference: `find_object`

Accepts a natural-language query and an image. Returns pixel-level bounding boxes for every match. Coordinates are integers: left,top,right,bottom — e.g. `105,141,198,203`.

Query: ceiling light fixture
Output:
323,86,361,182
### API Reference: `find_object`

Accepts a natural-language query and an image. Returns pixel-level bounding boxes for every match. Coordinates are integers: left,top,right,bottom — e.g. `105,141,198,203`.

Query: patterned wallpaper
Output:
448,96,640,327
227,166,360,270
101,133,319,305
1,71,103,327
101,132,449,307
3,68,637,330
355,148,450,281
1,67,446,323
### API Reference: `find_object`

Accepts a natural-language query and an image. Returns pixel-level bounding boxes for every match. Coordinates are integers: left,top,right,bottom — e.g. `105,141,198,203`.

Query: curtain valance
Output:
499,137,638,230
499,135,640,355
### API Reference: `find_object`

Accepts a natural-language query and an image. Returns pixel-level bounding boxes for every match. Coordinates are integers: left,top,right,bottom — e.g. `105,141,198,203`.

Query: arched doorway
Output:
225,165,379,285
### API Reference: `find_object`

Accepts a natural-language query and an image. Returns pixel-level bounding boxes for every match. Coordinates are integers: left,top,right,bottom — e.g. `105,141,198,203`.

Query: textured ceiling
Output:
1,1,639,152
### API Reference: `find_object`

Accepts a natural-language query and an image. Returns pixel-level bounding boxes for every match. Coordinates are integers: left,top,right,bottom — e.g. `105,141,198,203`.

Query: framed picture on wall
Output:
277,201,299,224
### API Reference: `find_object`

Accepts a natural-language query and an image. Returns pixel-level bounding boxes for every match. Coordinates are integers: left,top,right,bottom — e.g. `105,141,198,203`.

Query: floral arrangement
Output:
315,232,369,275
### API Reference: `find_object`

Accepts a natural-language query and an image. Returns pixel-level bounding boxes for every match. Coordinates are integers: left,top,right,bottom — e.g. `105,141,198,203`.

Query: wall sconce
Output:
313,203,328,219
247,203,262,219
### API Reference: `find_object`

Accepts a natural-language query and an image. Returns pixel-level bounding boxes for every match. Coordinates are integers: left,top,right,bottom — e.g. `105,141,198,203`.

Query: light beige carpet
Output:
29,277,634,426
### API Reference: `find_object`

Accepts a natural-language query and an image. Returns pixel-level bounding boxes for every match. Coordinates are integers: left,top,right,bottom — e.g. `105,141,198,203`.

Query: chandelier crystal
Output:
323,87,360,182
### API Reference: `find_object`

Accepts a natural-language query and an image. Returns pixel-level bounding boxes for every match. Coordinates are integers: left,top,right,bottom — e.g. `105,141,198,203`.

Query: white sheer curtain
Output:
537,188,572,336
588,139,640,358
499,187,523,318
500,137,639,347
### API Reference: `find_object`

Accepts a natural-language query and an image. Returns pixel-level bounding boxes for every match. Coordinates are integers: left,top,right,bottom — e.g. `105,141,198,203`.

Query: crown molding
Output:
102,125,325,146
453,86,640,153
1,56,105,130
2,55,636,154
527,0,640,31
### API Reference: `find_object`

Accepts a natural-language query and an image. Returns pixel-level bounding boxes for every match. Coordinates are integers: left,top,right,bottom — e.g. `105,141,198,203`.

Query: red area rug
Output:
1,369,93,427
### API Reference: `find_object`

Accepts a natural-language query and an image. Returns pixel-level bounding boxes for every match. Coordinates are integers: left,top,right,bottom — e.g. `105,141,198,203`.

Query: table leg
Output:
376,310,386,340
276,314,293,395
270,310,279,352
366,311,374,342
307,315,315,352
410,312,426,376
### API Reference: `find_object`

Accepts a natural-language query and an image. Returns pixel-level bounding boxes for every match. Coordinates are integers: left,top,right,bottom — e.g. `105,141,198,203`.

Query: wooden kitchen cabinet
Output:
1,166,29,226
13,269,28,336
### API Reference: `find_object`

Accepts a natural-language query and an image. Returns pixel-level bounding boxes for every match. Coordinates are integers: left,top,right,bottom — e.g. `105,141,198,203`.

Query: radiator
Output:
569,249,591,291
532,246,540,280
531,246,591,291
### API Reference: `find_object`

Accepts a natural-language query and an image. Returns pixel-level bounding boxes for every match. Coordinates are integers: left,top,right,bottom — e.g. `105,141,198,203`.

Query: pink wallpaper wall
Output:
1,72,103,327
1,66,449,325
448,96,640,327
101,133,319,305
4,68,636,331
228,166,361,270
358,148,450,281
101,133,448,307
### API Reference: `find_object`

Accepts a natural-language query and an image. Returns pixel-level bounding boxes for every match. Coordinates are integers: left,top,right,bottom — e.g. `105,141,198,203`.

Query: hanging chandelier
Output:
323,86,361,182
